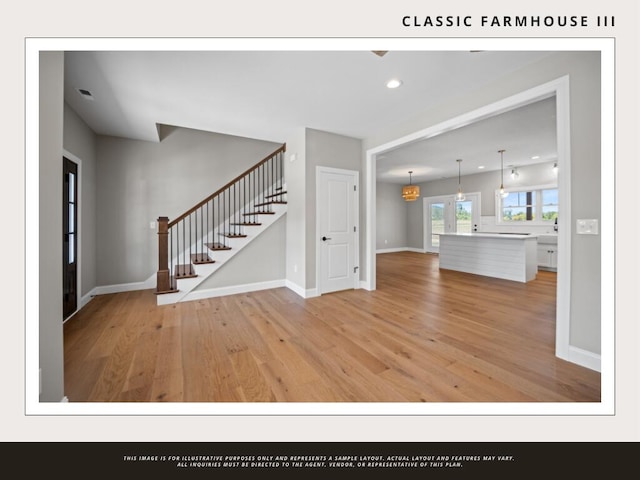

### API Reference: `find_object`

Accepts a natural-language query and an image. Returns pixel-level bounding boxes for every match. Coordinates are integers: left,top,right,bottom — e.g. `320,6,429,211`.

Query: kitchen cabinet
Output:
537,244,558,271
439,232,538,282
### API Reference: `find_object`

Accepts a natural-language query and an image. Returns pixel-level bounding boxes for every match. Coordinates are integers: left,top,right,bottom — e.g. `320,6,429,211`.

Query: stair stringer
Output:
156,203,287,305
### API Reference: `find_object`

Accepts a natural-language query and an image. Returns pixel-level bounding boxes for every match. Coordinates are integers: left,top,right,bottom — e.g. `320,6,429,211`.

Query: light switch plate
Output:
576,219,598,234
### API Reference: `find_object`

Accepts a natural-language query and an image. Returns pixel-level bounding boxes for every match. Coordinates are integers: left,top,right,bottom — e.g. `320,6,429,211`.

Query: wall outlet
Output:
150,221,156,229
576,219,598,235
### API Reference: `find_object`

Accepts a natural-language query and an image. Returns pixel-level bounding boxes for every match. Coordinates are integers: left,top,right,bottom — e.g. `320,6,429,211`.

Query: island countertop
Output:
438,232,536,239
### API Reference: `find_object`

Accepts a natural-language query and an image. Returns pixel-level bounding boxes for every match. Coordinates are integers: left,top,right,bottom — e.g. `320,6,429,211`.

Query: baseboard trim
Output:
182,279,286,302
80,288,97,309
568,345,601,372
376,247,407,254
285,280,319,299
93,276,156,296
376,247,426,254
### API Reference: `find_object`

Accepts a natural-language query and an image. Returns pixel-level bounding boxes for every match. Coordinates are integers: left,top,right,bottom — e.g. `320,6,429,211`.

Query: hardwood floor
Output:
63,252,601,403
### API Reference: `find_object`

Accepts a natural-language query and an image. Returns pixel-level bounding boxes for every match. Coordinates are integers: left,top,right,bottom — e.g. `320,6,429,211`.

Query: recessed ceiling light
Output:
386,79,402,89
478,165,485,169
531,155,540,160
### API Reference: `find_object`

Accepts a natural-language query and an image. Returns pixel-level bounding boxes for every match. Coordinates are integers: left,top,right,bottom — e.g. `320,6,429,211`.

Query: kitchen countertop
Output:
438,232,538,239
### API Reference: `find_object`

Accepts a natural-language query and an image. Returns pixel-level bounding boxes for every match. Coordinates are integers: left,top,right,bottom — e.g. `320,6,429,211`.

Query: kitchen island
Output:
438,232,538,282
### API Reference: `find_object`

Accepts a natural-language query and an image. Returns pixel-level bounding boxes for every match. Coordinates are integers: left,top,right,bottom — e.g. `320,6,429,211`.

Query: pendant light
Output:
498,149,509,198
402,171,420,201
455,159,465,201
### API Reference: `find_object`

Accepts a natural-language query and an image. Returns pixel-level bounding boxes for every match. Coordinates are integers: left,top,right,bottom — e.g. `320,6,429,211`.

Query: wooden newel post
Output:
156,216,172,293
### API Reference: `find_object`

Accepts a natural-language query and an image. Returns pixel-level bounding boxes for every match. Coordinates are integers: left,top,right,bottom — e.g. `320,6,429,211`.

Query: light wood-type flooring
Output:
63,252,601,403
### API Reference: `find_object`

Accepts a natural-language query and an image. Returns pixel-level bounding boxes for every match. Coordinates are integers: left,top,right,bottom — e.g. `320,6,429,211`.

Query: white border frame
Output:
25,37,614,417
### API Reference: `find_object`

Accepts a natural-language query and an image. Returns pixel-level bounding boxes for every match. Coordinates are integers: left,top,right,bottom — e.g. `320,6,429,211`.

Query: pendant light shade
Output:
455,159,465,201
498,149,509,198
402,171,420,201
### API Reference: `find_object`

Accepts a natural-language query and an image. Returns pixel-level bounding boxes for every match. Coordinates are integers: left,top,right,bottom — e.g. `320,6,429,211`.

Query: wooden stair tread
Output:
230,222,262,226
254,201,287,207
242,211,275,216
219,232,247,238
265,191,287,199
205,242,231,251
174,264,197,278
191,253,215,265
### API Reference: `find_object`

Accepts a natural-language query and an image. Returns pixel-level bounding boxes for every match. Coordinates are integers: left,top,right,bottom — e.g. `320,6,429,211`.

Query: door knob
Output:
322,236,331,241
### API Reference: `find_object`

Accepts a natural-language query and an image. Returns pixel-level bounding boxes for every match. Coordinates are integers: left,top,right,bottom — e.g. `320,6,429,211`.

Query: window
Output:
498,185,558,224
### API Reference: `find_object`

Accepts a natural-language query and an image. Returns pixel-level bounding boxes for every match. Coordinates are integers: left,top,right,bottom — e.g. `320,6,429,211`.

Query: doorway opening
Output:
365,76,572,363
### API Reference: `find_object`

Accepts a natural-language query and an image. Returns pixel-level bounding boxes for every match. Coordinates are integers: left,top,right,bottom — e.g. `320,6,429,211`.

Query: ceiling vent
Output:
76,88,94,100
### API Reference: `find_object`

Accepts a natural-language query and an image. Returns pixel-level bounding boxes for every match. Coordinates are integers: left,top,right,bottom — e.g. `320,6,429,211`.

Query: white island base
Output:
438,233,538,283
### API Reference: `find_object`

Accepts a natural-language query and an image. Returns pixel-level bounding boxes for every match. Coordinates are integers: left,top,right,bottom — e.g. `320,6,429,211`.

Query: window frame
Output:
495,183,558,225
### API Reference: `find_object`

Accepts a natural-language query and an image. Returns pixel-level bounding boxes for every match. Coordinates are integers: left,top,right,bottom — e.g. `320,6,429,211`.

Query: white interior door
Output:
317,167,359,295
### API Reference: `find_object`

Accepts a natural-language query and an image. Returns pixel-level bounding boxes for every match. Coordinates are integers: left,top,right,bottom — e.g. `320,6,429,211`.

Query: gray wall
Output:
194,216,286,290
95,127,281,286
63,103,98,299
364,51,602,355
305,128,362,289
39,52,65,402
376,181,408,250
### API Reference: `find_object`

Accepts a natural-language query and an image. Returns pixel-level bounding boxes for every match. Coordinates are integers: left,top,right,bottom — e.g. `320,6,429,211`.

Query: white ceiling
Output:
63,49,557,182
377,95,558,184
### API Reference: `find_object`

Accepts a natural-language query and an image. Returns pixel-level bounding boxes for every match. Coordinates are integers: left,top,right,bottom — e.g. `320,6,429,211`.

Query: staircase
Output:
155,144,286,305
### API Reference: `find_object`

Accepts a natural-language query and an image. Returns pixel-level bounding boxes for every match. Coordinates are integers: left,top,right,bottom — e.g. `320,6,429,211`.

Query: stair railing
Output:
156,144,286,294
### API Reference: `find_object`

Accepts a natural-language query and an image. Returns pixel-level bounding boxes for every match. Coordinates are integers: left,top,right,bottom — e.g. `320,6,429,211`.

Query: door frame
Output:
365,76,573,364
62,150,83,322
315,165,360,295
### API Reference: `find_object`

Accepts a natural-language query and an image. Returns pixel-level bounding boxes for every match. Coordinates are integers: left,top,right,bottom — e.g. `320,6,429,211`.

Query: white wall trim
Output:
553,76,572,362
79,288,97,309
568,346,601,373
72,278,322,306
183,279,286,302
376,247,408,254
93,275,156,296
285,280,319,299
285,279,306,298
376,247,427,254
